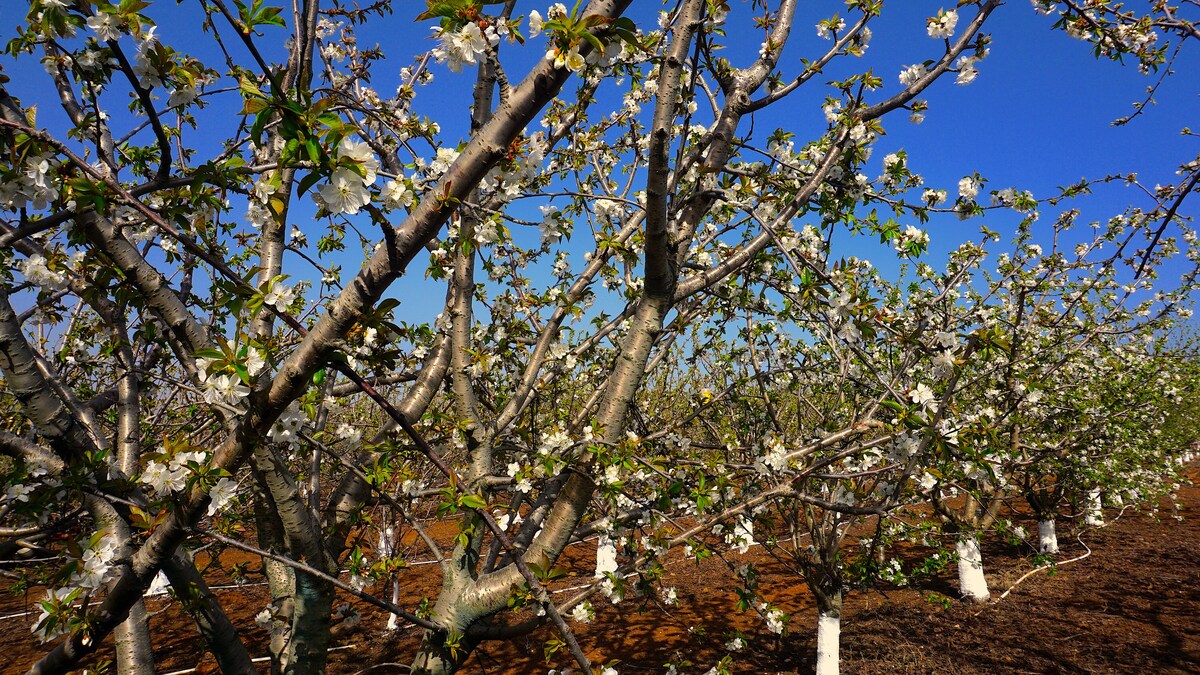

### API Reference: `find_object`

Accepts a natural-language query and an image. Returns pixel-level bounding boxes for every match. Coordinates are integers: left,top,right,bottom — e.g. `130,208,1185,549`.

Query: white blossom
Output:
207,477,239,516
86,12,122,41
203,373,250,408
958,176,980,201
927,10,959,39
317,167,371,215
899,63,927,86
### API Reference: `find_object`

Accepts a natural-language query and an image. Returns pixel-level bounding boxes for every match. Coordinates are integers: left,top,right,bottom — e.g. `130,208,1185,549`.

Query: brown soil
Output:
2,469,1198,675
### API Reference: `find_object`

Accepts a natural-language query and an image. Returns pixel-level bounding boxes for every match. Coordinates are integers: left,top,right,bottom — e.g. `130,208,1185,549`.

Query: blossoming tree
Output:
0,1,1197,674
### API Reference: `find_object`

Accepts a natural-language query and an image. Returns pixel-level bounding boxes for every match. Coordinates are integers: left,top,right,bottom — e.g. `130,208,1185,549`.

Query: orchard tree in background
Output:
0,1,1198,675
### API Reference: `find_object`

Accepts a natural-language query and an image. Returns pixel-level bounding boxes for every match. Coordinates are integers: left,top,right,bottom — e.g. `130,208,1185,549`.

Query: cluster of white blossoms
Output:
922,188,948,206
530,5,574,67
547,341,578,370
827,288,865,343
958,175,981,201
270,401,309,444
992,187,1036,213
1031,1,1058,16
85,8,121,41
894,225,930,253
927,9,959,39
719,515,755,555
593,198,623,225
660,586,678,606
32,587,77,641
132,28,163,89
755,435,789,474
505,459,535,494
70,533,121,592
760,603,787,634
569,600,594,624
5,482,34,504
898,62,927,87
955,54,980,85
953,40,990,86
480,134,547,202
202,373,250,410
546,43,584,72
538,205,563,244
382,178,415,210
317,138,379,215
816,16,845,40
431,20,500,74
779,224,825,261
931,347,957,378
141,448,206,496
335,422,362,448
19,254,68,292
885,433,922,464
1,152,58,213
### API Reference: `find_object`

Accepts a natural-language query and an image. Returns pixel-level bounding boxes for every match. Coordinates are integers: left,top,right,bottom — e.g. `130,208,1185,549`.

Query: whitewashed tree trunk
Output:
1083,488,1105,527
387,579,401,630
379,526,401,630
1037,520,1059,554
956,535,990,602
816,612,840,675
595,534,618,578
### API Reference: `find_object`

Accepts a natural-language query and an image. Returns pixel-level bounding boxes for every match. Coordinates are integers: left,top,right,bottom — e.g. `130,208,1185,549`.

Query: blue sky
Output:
2,1,1196,325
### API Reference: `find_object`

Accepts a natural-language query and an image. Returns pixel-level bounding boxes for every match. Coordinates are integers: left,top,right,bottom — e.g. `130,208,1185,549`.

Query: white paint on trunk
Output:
379,526,400,630
956,535,989,602
816,612,840,675
377,526,395,558
144,570,170,597
595,534,618,578
1083,488,1104,527
386,578,400,630
1037,520,1059,554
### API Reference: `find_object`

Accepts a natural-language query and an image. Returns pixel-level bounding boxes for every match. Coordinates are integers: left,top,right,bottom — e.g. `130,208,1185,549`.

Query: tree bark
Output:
955,535,990,603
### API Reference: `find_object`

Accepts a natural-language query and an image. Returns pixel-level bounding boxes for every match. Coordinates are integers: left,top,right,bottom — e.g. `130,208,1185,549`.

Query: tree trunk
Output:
409,596,480,675
282,573,334,675
113,599,154,675
955,535,989,602
1083,488,1104,527
88,498,155,675
1037,519,1059,555
815,591,843,675
595,534,618,579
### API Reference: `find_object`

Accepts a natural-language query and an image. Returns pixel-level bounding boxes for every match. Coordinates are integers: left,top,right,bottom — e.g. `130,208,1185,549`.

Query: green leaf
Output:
240,97,269,115
580,30,605,54
459,493,487,510
297,170,322,196
193,348,226,360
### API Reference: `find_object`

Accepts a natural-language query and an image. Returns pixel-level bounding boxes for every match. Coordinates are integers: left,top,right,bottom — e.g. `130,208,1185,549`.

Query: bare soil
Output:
2,468,1198,674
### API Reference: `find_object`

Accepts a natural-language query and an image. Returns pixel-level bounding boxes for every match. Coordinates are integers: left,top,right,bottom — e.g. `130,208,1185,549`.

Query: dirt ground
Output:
2,468,1198,675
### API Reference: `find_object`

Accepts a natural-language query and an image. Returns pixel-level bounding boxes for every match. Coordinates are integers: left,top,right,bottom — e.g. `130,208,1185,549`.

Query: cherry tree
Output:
0,1,1197,674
